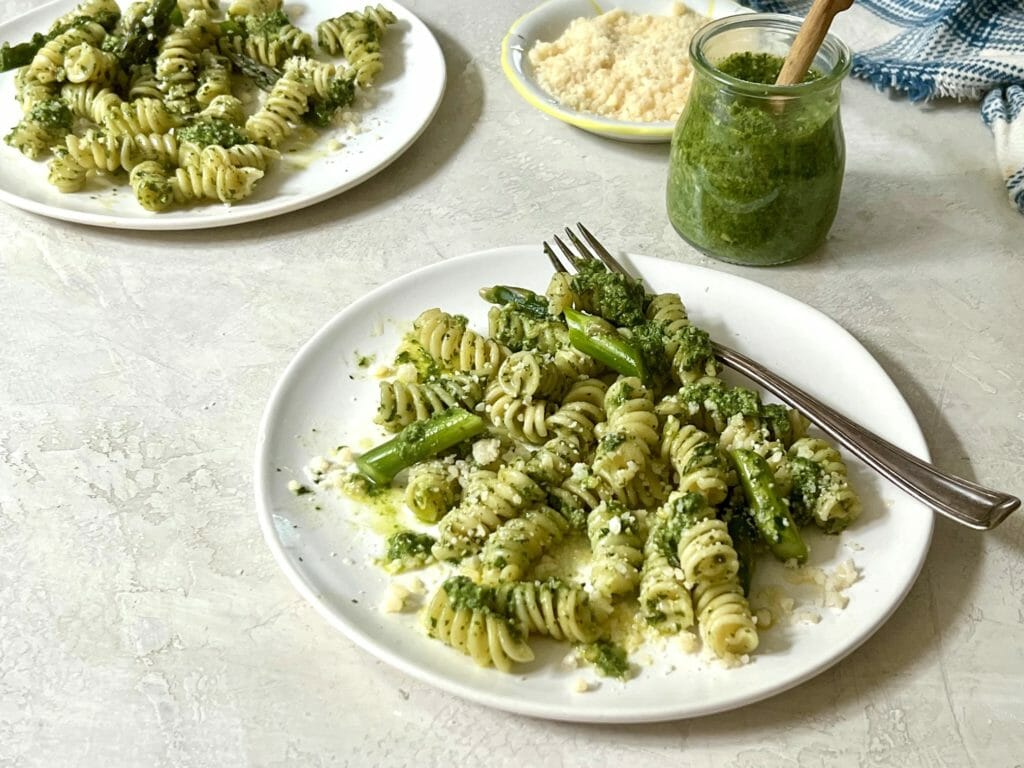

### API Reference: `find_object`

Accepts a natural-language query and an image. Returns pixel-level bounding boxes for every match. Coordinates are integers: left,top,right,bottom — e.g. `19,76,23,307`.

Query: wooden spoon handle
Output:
775,0,854,85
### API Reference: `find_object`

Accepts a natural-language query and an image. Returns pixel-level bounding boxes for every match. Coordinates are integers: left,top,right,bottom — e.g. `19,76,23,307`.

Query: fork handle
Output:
713,342,1020,531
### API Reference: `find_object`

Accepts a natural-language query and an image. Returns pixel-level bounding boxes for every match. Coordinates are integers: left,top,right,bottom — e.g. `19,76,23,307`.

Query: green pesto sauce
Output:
788,455,823,526
661,491,709,541
672,324,714,372
627,322,669,380
760,403,793,446
245,9,290,37
716,51,819,86
356,352,376,368
443,575,498,613
598,432,626,453
571,260,647,327
581,639,631,680
385,529,435,561
395,338,441,379
29,99,72,131
177,118,246,148
667,51,844,266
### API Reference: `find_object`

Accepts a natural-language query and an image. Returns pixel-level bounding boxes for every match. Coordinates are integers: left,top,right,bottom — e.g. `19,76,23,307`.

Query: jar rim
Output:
689,13,852,97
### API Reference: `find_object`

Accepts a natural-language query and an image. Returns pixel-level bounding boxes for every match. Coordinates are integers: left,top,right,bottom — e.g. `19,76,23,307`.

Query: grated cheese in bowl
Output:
528,3,708,123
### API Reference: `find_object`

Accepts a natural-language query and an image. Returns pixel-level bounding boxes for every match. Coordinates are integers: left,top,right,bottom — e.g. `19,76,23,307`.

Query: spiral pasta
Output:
495,579,602,643
60,82,118,122
198,94,246,126
48,149,90,192
128,63,163,100
14,68,58,114
197,142,279,169
217,32,291,68
693,581,759,659
129,144,266,209
376,374,483,432
593,377,667,509
415,308,506,377
432,462,545,562
405,459,460,523
674,494,758,659
64,43,121,85
63,129,178,174
483,379,553,445
102,97,180,137
317,5,397,86
544,271,576,316
129,160,175,210
155,12,212,115
548,462,603,525
788,437,861,533
29,22,107,83
496,350,565,400
226,0,278,14
169,151,264,203
50,0,121,29
424,578,534,672
4,100,72,159
660,417,732,506
669,324,719,385
480,505,571,585
587,502,644,602
526,433,584,486
645,292,690,338
638,517,694,633
244,66,313,146
546,377,607,448
195,50,232,106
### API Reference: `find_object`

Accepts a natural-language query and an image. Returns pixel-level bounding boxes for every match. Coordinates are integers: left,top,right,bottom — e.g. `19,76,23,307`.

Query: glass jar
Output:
667,14,852,266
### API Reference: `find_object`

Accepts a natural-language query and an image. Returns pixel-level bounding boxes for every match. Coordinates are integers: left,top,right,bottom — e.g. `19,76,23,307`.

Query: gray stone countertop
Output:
0,1,1022,766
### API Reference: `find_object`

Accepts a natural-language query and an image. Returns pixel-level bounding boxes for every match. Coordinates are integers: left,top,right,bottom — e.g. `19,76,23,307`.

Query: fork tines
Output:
543,223,634,277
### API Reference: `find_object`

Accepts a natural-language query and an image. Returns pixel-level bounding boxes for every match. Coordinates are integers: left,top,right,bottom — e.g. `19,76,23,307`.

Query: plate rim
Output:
0,0,447,231
254,245,935,723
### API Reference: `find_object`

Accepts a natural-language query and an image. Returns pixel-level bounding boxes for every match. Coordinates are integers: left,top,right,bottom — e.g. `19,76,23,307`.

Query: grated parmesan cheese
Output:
528,4,707,123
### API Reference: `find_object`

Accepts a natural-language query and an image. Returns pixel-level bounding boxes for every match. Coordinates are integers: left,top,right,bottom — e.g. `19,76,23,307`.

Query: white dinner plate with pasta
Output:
254,245,934,723
502,0,748,143
0,0,445,230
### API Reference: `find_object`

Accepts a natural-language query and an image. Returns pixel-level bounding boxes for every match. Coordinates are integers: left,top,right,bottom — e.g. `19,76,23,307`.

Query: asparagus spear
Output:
729,448,808,564
564,307,646,381
356,407,485,485
107,0,177,68
0,34,46,72
479,285,551,319
224,49,282,91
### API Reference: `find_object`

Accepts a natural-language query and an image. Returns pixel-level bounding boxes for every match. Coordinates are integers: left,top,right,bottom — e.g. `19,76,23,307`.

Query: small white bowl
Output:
501,0,749,142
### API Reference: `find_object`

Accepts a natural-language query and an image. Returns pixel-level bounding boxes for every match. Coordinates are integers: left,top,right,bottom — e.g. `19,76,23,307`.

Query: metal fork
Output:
544,223,1020,531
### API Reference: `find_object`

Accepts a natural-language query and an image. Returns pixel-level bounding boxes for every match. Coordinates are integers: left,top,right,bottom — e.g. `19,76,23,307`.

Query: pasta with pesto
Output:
312,259,866,679
2,0,406,211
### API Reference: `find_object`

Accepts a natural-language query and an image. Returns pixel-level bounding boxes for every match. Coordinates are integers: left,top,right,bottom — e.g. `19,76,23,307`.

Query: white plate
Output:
0,0,445,230
254,246,934,723
501,0,748,142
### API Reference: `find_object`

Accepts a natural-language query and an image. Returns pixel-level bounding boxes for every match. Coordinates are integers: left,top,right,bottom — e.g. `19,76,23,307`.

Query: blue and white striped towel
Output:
743,0,1024,213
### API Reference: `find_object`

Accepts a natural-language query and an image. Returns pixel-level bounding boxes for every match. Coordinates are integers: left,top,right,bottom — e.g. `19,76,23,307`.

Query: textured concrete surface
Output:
1,1,1022,766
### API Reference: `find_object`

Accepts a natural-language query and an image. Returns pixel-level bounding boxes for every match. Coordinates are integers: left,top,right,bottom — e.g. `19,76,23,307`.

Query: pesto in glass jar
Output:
667,15,852,266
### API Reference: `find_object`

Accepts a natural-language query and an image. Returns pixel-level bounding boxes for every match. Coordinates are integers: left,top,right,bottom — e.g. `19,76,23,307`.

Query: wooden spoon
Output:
775,0,854,86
